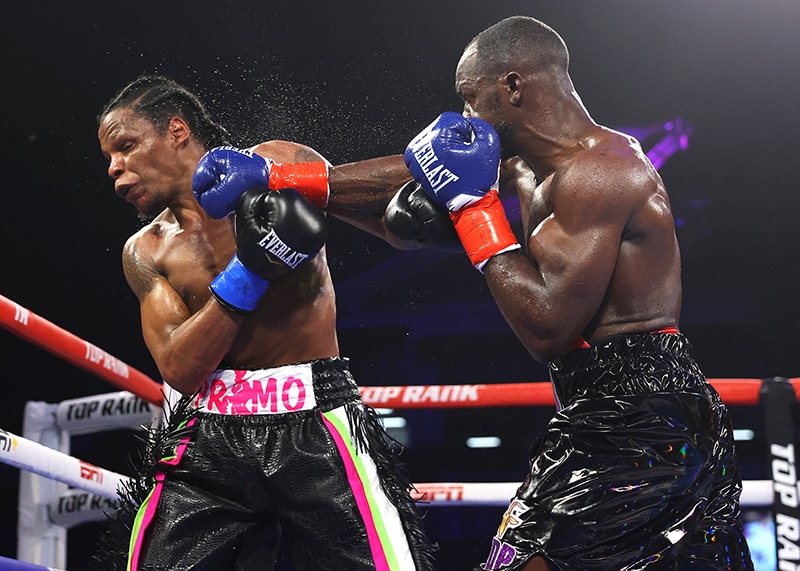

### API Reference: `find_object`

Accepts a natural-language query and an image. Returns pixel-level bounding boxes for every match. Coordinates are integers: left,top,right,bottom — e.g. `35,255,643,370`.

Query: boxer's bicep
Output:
138,279,193,359
482,177,627,360
122,242,191,366
528,212,620,324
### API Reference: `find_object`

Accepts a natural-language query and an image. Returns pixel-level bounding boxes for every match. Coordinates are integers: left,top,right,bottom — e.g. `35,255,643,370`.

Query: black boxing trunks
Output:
479,332,754,570
93,358,435,571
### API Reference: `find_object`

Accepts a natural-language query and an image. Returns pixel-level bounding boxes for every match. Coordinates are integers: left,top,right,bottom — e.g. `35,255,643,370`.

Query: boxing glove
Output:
405,113,519,271
404,111,501,212
384,180,463,252
193,146,330,219
209,187,326,314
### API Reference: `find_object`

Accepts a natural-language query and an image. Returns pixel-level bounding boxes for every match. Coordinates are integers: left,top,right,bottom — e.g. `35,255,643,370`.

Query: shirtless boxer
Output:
93,75,435,571
401,15,754,571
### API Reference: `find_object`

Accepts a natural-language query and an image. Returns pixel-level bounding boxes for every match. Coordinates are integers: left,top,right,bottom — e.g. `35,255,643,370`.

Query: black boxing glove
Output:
209,187,326,314
385,180,464,253
236,187,326,280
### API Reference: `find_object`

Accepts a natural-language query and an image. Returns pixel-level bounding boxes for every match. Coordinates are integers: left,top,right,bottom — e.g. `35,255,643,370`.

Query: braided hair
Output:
98,75,232,149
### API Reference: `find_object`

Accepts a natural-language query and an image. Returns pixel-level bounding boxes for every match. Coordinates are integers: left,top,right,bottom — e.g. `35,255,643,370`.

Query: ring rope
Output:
0,555,63,571
0,294,163,406
0,428,125,500
0,290,786,568
3,293,792,410
0,425,774,508
411,480,773,507
360,378,800,409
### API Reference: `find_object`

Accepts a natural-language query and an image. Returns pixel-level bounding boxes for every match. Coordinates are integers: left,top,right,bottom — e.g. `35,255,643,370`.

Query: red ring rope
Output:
359,378,799,409
2,293,795,410
0,294,163,405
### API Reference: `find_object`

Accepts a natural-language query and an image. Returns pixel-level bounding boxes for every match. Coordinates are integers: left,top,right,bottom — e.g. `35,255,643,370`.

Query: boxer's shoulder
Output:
123,209,226,286
124,210,180,257
250,140,329,165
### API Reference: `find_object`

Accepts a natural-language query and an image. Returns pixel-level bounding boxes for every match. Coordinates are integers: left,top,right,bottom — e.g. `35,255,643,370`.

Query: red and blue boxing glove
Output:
404,112,520,271
192,146,330,219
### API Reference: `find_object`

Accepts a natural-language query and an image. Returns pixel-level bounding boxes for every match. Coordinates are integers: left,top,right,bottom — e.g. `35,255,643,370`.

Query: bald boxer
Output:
93,75,435,571
401,16,753,571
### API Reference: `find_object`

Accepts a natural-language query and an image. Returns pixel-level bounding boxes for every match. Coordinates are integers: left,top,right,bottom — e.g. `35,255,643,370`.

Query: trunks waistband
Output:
549,330,702,405
194,357,359,415
567,326,679,352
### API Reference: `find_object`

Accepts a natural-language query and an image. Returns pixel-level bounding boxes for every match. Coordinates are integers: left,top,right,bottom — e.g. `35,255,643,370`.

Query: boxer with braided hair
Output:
94,75,435,571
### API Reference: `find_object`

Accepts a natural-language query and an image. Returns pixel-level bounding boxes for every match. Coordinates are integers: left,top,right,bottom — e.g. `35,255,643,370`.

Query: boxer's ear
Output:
167,117,191,145
503,72,524,107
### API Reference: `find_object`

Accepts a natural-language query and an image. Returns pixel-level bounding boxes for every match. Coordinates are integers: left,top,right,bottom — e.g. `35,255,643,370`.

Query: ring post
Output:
16,402,67,568
760,376,800,569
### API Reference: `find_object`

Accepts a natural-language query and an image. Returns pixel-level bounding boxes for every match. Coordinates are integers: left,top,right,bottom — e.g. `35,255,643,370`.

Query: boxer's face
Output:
455,46,495,122
98,108,181,217
456,46,516,158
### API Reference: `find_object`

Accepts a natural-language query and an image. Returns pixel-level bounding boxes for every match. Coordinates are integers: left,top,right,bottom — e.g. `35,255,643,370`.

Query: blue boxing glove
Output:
404,112,501,212
193,146,272,219
405,113,520,272
193,146,331,218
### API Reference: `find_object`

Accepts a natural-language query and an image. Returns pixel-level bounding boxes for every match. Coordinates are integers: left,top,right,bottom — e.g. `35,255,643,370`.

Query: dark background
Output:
1,1,798,569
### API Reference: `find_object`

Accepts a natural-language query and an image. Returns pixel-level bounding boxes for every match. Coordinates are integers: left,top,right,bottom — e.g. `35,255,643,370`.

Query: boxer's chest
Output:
157,220,236,313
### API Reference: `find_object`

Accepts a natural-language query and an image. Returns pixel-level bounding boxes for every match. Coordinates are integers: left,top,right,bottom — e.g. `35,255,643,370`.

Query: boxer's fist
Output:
234,187,326,282
193,146,331,214
193,146,272,218
404,112,501,212
385,180,463,252
209,187,326,314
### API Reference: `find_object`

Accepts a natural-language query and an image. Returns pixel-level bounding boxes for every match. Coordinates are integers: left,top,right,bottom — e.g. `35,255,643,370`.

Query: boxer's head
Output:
98,76,231,219
456,16,572,157
466,16,569,80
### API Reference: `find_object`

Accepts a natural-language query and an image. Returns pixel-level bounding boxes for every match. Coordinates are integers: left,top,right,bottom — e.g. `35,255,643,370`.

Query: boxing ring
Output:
1,292,797,570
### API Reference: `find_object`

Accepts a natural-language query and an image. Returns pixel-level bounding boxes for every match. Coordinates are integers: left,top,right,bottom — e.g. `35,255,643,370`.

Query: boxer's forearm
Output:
327,155,411,214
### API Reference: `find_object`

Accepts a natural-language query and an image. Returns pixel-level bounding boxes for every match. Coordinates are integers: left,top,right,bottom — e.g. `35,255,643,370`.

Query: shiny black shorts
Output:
479,333,753,570
94,358,435,571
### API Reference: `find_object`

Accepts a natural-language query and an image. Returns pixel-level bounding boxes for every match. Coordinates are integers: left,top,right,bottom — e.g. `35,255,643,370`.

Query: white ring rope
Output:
412,480,774,507
0,428,125,500
0,421,775,508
